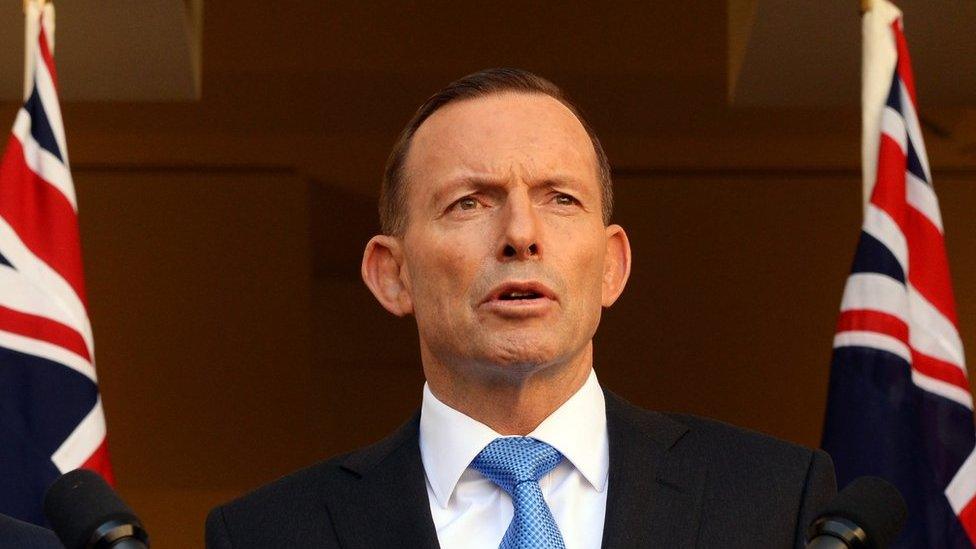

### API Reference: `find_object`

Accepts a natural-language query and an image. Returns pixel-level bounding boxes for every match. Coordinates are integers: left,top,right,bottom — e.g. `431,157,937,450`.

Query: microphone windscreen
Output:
817,476,907,549
44,469,140,549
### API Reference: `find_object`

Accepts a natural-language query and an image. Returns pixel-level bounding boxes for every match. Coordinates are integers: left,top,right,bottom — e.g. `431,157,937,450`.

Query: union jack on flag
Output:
0,1,113,525
822,2,976,546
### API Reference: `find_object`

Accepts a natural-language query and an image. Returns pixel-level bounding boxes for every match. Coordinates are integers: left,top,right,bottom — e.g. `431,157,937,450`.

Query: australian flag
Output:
0,1,113,525
822,3,976,547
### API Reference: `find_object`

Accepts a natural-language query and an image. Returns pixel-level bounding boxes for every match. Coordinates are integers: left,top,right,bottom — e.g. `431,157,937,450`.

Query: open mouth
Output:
481,281,556,317
498,290,544,301
483,281,556,305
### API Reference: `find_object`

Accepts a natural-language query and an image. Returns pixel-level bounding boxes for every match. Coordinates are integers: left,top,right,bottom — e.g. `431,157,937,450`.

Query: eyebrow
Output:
427,176,487,209
431,174,587,206
429,174,589,213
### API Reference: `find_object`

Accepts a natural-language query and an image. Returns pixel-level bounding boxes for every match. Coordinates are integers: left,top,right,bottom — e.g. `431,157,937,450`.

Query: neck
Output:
424,345,593,435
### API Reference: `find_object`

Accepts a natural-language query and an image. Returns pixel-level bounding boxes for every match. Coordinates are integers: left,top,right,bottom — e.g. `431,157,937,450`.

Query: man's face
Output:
391,92,628,377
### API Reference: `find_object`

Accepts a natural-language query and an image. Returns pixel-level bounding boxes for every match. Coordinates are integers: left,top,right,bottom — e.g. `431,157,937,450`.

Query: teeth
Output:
501,291,537,300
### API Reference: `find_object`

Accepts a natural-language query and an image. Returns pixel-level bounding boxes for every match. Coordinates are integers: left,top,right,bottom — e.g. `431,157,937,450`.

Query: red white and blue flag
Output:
0,1,113,525
822,1,976,546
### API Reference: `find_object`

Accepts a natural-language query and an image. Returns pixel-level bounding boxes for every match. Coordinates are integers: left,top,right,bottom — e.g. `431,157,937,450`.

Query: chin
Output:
478,333,567,372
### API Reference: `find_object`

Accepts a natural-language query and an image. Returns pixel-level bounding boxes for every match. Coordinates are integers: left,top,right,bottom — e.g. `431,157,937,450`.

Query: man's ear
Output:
601,224,632,307
361,235,414,316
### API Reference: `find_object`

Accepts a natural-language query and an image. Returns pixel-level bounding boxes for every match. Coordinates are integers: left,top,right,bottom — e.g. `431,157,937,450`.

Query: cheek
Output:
407,234,482,310
563,234,608,309
554,222,605,271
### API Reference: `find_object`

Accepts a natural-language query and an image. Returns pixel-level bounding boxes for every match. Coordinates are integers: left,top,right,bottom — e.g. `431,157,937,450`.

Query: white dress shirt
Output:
419,369,609,549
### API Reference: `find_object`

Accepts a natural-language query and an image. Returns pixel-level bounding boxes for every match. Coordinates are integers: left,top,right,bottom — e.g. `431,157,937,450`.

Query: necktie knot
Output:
471,437,566,548
471,437,563,495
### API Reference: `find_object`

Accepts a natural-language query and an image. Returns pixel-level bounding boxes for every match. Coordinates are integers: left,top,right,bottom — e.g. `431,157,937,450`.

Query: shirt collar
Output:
527,369,608,494
419,369,608,509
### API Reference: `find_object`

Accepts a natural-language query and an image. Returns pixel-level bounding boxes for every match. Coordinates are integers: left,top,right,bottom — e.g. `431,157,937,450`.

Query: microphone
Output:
805,476,907,548
44,469,150,549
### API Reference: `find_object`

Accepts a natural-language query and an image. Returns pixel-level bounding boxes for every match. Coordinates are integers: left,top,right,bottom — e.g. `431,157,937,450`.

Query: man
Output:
206,68,835,548
0,513,61,548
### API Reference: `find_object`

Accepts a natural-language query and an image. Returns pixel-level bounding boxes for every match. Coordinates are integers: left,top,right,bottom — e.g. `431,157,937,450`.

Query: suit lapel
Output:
327,412,440,549
324,391,706,549
601,390,706,549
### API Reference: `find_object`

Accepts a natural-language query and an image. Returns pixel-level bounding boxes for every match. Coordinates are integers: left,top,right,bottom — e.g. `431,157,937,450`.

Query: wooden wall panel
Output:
76,169,314,547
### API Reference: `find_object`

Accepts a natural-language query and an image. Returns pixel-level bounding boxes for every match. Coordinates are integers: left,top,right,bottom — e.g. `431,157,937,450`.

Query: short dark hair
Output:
379,68,613,236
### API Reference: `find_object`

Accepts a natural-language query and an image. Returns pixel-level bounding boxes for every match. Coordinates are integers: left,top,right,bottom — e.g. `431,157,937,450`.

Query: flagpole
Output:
23,0,37,100
22,0,47,13
22,0,51,100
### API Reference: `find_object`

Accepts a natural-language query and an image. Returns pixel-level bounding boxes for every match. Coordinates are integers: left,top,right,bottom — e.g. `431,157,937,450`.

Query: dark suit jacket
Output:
0,513,62,549
206,390,836,548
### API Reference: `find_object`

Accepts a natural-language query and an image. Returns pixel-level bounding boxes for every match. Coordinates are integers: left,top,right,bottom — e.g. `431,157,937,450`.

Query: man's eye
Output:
554,193,578,206
456,197,479,210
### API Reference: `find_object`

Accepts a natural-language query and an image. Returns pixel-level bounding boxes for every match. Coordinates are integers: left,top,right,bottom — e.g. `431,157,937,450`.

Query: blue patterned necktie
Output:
471,437,567,549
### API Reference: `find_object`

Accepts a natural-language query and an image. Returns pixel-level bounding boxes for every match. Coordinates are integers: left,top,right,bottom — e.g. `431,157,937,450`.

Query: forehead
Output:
403,92,598,193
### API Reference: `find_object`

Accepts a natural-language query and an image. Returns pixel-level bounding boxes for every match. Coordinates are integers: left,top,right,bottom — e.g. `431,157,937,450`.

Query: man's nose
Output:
499,193,541,261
